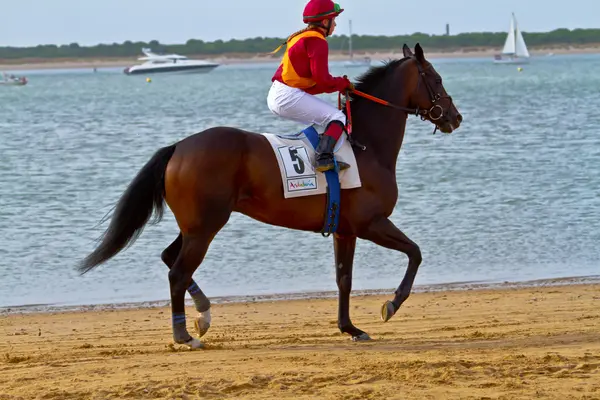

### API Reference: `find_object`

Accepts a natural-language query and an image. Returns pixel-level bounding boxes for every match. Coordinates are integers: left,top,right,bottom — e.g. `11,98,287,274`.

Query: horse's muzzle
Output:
438,112,462,133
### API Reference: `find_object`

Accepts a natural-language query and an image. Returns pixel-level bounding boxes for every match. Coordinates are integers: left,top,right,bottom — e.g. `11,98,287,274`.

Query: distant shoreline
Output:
1,45,599,71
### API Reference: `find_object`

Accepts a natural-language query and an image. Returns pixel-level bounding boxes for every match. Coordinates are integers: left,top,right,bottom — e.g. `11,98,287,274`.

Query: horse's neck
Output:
352,76,411,171
354,115,407,171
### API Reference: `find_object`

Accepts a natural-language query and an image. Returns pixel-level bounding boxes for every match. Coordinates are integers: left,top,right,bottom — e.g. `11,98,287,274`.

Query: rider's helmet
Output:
302,0,344,24
268,0,343,54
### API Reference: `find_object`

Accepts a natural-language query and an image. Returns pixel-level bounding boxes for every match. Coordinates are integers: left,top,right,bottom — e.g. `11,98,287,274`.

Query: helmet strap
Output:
309,20,332,36
325,20,332,36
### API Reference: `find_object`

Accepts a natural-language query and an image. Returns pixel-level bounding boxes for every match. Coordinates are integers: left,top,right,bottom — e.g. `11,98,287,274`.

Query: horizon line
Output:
1,26,596,49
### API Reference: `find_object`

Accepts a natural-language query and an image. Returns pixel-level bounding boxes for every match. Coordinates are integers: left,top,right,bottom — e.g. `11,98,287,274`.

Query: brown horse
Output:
78,43,463,349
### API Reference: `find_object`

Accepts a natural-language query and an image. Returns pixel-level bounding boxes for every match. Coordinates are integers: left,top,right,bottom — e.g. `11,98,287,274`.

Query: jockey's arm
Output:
305,37,348,94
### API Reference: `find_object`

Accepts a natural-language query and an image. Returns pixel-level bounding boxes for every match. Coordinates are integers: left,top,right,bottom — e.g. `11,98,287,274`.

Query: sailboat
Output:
343,20,371,67
494,13,530,64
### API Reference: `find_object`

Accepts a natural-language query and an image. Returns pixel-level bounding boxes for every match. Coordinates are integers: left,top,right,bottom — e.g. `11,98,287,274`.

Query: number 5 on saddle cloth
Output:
261,125,362,237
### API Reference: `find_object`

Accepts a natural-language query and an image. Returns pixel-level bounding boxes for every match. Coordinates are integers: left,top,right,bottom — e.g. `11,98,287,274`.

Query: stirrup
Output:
315,157,349,172
336,160,350,171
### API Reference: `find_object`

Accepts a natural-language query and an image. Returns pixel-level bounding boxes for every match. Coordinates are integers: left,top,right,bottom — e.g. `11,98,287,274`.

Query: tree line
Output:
1,29,599,60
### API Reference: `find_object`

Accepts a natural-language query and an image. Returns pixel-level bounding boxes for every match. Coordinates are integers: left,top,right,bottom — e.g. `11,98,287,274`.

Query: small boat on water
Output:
344,56,371,68
494,12,530,64
343,20,371,68
123,48,219,75
0,72,27,86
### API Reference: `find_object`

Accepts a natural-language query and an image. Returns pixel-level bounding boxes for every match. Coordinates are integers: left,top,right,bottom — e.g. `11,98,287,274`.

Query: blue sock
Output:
187,281,211,312
172,312,186,326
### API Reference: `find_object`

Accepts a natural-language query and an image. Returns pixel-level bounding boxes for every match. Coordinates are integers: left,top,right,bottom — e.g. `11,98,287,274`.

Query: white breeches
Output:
267,80,346,129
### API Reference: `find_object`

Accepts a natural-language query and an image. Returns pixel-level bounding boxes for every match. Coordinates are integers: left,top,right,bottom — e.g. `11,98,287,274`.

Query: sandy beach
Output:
1,45,599,71
1,282,599,399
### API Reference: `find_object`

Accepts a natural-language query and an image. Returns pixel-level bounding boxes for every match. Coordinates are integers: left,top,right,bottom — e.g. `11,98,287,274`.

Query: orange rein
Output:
338,88,430,139
338,89,392,136
350,89,394,107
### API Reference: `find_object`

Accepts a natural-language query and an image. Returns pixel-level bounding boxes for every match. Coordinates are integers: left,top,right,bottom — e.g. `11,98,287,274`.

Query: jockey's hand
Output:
341,75,355,92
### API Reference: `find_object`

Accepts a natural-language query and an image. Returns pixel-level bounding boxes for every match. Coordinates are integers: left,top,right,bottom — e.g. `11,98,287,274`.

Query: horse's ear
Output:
402,43,413,58
415,43,425,63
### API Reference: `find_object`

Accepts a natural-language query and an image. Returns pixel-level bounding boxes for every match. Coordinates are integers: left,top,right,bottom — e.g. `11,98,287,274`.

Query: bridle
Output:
340,56,453,138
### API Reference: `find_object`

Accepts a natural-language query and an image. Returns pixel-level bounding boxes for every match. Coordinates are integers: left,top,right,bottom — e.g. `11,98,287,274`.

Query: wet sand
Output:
1,283,599,399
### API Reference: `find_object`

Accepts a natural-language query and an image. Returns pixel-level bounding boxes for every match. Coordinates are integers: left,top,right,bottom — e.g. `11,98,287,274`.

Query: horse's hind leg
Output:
161,233,211,337
169,210,231,349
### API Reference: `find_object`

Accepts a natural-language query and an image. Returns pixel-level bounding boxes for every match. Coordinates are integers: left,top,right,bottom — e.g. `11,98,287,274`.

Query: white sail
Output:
514,15,530,58
501,15,516,55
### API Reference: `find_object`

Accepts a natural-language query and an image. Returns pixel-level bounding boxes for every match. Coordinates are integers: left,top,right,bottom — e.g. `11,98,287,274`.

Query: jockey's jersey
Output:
272,29,348,95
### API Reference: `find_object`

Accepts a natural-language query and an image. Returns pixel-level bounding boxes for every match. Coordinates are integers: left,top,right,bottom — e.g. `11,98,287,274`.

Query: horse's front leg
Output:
334,234,371,341
359,217,422,322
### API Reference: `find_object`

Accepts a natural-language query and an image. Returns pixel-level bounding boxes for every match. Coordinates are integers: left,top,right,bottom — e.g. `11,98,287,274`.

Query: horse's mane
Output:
350,57,410,101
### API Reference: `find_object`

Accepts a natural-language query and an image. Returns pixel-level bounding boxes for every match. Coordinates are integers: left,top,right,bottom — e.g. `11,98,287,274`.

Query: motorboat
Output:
0,72,27,86
494,13,530,64
123,48,219,75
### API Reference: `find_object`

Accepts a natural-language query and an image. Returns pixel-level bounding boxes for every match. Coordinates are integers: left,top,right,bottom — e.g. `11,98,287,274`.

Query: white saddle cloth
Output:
260,130,362,199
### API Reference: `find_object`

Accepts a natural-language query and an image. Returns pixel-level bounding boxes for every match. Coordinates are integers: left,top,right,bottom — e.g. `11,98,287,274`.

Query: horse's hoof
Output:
381,300,396,322
352,332,372,342
194,317,210,338
183,337,204,350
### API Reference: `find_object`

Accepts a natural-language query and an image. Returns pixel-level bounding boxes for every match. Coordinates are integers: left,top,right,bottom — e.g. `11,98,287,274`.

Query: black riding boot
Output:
314,134,350,172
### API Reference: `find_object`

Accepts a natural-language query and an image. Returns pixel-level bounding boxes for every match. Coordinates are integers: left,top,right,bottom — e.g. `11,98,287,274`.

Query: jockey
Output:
267,0,354,172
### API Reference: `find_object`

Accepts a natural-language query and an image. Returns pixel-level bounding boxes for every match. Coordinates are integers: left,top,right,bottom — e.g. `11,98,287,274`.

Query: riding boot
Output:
314,122,350,172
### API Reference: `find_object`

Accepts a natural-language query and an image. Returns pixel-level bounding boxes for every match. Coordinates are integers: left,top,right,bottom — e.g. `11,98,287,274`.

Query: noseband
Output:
414,60,453,129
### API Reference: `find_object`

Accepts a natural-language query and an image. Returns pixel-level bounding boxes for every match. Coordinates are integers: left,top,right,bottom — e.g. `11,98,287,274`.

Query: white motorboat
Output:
343,20,371,68
0,72,27,86
494,13,530,64
123,48,219,75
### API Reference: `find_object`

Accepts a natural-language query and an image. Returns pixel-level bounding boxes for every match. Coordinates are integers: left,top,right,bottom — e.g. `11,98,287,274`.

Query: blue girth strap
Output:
302,126,341,237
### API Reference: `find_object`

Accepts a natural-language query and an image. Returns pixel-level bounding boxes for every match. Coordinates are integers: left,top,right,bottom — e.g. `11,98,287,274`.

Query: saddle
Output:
261,125,362,236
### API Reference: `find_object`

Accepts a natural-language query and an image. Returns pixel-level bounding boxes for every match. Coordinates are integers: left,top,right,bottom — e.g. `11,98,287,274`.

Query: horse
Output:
78,43,463,349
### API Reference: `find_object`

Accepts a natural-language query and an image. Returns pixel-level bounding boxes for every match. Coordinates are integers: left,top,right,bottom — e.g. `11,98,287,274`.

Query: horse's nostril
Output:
457,114,463,123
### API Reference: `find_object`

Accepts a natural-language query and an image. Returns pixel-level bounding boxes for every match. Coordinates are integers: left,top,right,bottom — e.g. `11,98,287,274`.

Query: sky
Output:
1,0,599,47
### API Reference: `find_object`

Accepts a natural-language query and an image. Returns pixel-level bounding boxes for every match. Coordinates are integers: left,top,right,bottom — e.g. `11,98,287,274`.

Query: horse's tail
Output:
77,144,177,274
